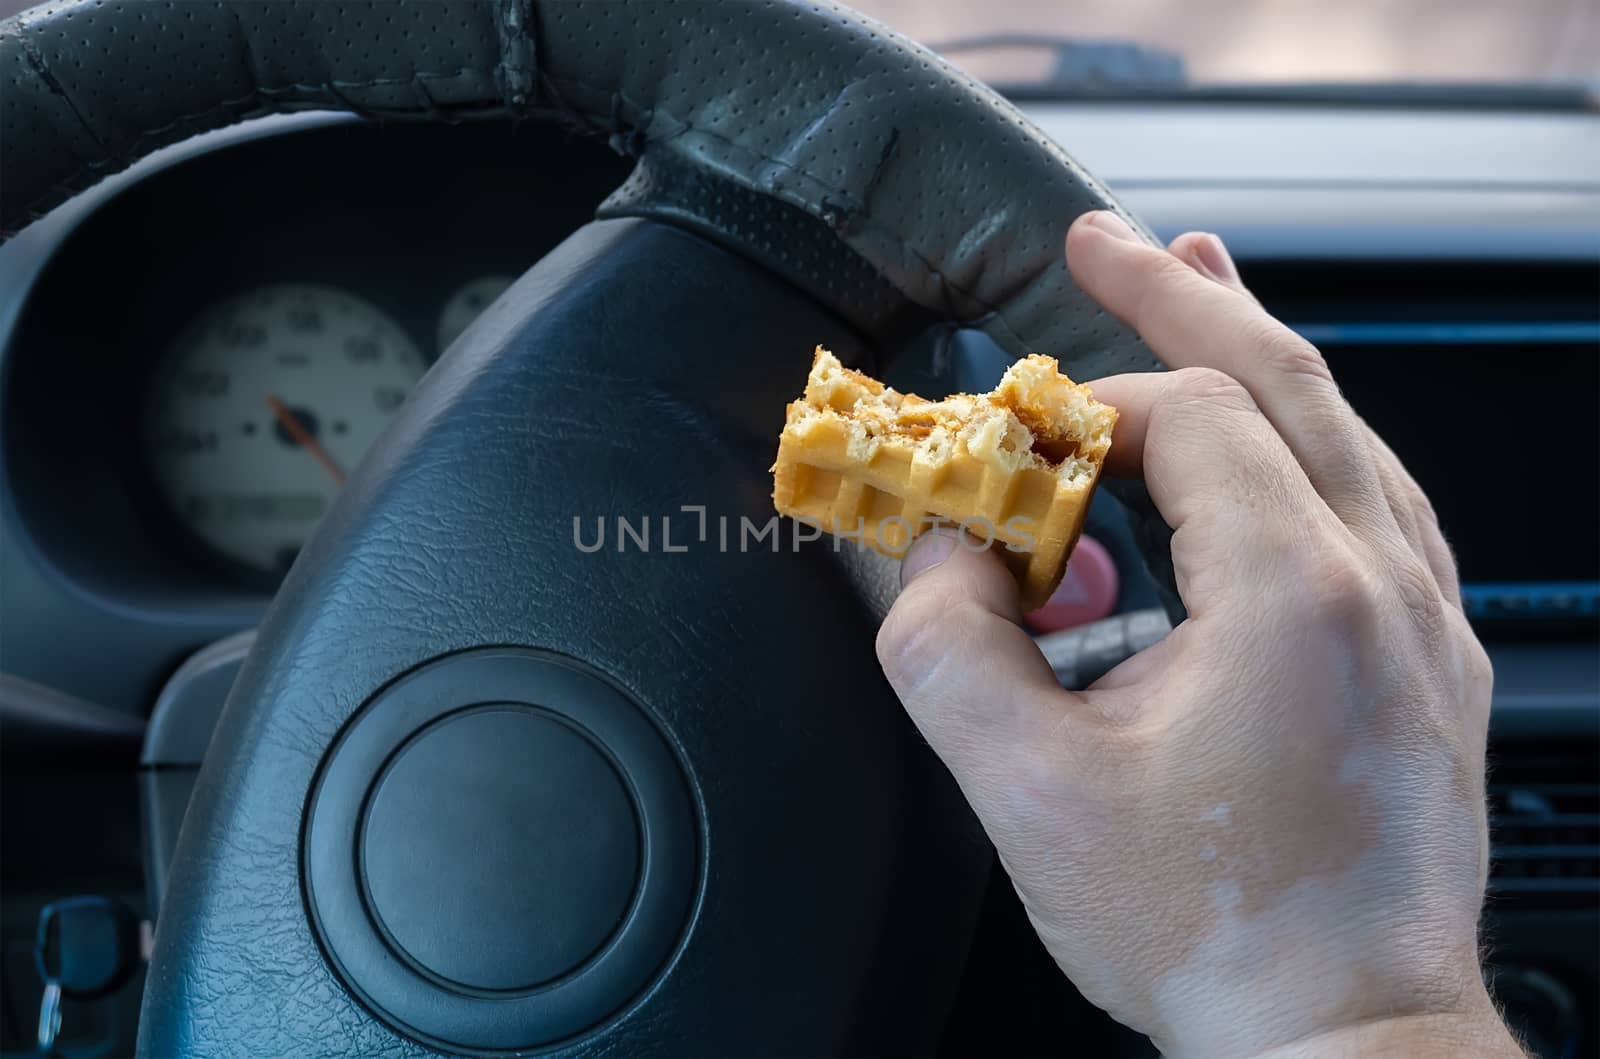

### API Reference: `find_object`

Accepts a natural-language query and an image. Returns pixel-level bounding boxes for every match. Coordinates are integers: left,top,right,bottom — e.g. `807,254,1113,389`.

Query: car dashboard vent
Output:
1252,261,1600,634
1488,741,1600,907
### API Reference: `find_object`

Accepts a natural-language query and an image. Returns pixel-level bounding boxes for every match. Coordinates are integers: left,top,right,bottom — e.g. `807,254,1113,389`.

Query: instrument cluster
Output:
143,278,510,578
1,118,630,602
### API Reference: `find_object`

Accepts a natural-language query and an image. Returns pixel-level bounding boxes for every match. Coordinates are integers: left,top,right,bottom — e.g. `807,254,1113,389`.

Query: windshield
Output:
1,0,1592,102
851,0,1599,101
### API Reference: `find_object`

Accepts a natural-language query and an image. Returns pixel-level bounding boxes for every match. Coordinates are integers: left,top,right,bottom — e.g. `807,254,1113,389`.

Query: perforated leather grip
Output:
1,1,1164,370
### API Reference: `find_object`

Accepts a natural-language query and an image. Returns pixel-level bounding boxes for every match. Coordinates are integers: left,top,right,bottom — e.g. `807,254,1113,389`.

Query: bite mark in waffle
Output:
771,347,1117,611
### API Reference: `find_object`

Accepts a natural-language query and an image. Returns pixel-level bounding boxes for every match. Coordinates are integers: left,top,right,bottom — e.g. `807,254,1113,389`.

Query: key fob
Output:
34,896,140,1000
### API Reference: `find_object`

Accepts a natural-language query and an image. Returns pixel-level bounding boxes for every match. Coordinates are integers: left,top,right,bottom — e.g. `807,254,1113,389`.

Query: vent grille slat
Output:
1487,742,1600,907
1493,845,1600,860
1489,879,1598,896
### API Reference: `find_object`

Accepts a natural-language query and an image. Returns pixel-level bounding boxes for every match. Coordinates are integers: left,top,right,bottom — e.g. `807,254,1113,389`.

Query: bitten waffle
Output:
771,347,1117,611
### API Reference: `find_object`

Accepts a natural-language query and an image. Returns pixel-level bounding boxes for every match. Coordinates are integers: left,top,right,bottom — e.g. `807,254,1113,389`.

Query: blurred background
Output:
7,0,1592,92
854,0,1597,89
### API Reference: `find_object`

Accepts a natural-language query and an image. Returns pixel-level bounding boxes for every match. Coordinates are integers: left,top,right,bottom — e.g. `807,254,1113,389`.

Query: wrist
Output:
1244,989,1525,1059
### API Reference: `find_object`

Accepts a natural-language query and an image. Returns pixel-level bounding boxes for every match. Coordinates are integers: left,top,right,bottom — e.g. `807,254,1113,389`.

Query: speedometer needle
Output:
265,393,347,486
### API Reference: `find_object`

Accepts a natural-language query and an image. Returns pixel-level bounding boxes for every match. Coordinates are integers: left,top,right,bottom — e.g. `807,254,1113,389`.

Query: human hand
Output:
876,212,1522,1057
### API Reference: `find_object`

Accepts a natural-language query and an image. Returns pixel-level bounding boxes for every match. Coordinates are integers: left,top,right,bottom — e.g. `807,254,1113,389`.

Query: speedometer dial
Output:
145,284,426,577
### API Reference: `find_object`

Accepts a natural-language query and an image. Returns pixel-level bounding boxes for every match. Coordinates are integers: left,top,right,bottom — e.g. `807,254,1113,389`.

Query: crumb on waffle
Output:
770,346,1118,611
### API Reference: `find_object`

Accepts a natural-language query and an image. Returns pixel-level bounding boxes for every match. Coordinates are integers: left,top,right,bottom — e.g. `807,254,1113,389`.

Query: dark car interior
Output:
1,1,1596,1056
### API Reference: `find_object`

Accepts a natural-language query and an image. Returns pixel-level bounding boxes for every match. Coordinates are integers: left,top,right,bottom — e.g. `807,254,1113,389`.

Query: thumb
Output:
876,528,1073,770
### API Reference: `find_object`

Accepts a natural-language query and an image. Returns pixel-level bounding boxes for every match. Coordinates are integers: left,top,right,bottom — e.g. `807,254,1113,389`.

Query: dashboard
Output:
0,106,1596,1057
3,121,629,641
9,112,1596,699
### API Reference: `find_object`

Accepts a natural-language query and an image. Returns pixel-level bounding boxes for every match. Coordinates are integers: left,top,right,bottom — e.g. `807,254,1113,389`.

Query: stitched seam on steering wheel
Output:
224,3,267,98
493,0,536,113
539,72,1050,355
14,23,116,162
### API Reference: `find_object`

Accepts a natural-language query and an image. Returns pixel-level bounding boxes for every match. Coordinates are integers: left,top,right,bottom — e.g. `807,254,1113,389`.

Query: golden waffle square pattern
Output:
772,416,1093,611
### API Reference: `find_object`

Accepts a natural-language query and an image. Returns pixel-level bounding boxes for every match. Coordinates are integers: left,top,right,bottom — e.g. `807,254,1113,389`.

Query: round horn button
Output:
305,649,696,1051
360,706,641,992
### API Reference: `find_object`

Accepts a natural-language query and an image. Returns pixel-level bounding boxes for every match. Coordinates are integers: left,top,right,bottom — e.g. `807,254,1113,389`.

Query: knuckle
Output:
876,586,988,686
876,585,949,680
1242,317,1335,387
1148,248,1204,288
1391,553,1445,623
944,597,1004,648
1299,544,1383,622
1133,252,1221,323
1464,637,1495,695
1164,366,1256,416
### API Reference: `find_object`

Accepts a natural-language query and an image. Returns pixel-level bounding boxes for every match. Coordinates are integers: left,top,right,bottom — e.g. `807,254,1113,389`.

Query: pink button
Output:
1026,534,1119,633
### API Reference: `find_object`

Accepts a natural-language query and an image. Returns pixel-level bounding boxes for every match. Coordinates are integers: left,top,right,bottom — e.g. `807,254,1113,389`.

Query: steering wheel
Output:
2,2,1177,1053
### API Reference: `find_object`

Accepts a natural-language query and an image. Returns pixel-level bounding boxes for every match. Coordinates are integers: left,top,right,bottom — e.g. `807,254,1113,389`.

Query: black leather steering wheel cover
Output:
3,0,1184,617
1,0,1160,369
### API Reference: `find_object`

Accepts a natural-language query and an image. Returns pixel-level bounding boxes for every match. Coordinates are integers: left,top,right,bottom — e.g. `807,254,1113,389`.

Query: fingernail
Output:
1191,233,1239,284
1083,210,1139,242
900,528,962,587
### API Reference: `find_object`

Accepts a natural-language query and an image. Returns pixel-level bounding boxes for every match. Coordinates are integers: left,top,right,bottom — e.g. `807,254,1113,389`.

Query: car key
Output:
33,896,141,1056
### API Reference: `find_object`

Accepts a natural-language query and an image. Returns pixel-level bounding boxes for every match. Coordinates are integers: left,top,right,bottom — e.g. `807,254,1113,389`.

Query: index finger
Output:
1067,213,1395,542
1086,369,1345,614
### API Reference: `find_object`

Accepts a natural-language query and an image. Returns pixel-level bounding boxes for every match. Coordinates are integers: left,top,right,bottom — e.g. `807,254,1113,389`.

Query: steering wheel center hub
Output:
304,649,696,1053
360,704,642,993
